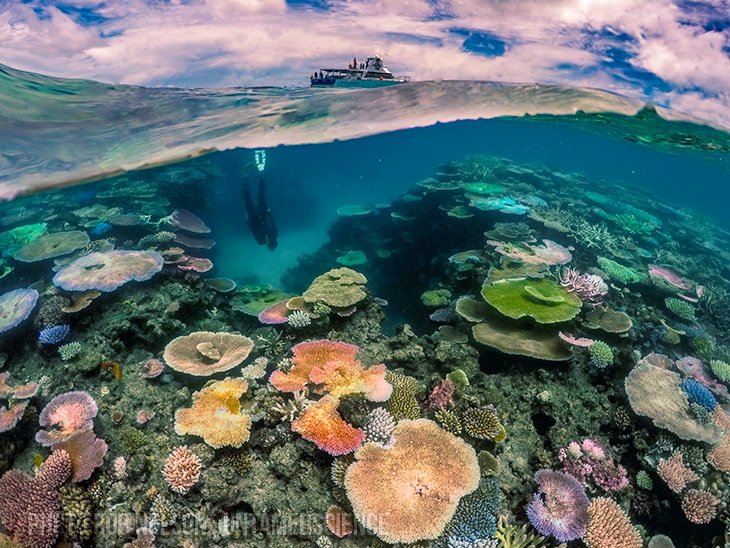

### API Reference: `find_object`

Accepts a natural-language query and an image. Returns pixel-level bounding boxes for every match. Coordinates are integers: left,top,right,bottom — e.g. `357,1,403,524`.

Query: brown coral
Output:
302,267,367,308
163,332,254,376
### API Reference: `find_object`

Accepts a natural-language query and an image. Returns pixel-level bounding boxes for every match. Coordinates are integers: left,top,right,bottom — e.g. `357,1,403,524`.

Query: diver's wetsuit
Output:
243,178,278,251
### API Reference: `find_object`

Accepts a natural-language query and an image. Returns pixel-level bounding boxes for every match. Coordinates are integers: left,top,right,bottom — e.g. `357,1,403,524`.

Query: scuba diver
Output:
243,150,278,251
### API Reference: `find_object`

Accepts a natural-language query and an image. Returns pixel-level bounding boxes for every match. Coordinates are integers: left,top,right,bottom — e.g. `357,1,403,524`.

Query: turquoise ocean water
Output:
1,61,730,547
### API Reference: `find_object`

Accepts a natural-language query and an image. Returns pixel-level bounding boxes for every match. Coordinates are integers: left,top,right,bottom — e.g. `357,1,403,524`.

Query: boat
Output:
310,56,410,88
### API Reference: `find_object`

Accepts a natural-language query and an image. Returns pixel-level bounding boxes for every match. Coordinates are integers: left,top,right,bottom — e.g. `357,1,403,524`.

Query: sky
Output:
0,0,730,127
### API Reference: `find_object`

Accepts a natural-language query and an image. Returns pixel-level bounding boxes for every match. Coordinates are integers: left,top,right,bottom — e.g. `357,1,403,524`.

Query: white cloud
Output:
0,0,727,126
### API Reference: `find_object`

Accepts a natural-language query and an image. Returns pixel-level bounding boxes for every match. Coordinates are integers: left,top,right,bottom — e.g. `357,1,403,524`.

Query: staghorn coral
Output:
59,484,94,544
385,371,421,421
58,341,82,361
446,476,501,546
163,446,203,495
495,515,566,548
362,407,397,449
681,488,719,523
0,449,71,548
588,341,614,369
435,408,462,435
463,405,506,442
665,297,696,321
583,497,642,548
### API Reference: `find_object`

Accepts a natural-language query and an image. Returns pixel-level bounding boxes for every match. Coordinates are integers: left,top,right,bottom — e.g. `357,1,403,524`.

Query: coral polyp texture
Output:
163,445,203,494
344,419,480,544
0,449,71,548
35,390,98,446
174,377,252,448
526,469,590,542
52,250,164,292
163,331,254,376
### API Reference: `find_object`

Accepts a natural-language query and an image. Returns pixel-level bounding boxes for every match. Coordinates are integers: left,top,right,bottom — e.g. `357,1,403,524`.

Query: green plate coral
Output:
481,277,582,324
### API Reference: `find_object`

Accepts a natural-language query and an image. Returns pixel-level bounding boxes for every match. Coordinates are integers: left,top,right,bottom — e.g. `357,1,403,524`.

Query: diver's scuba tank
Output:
254,149,266,172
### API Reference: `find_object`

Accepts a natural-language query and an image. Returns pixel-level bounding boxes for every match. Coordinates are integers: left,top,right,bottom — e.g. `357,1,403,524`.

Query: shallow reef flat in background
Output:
1,64,730,548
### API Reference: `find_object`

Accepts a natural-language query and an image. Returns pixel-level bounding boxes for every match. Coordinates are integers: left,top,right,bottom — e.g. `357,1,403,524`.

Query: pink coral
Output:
558,438,628,492
426,379,455,410
36,391,98,446
0,449,71,548
0,400,29,433
657,451,699,493
558,267,608,306
53,430,108,483
681,488,719,524
163,445,203,494
270,339,360,392
136,410,156,424
675,356,730,400
526,469,590,542
140,359,164,378
258,299,291,324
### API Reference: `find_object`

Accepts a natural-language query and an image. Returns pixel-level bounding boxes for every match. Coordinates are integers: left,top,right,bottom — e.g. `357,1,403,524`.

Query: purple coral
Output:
426,379,455,410
526,469,590,542
0,449,71,548
38,325,70,345
558,438,629,492
558,267,608,306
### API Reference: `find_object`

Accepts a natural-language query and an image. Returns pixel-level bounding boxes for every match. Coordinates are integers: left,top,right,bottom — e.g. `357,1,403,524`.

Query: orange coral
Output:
309,360,392,402
270,339,359,392
291,395,364,456
657,451,698,492
270,339,391,401
708,435,730,473
174,377,252,448
325,505,353,538
583,497,642,548
344,418,480,544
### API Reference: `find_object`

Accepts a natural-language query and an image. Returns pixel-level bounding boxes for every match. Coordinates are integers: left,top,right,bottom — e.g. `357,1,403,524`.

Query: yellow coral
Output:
174,378,252,449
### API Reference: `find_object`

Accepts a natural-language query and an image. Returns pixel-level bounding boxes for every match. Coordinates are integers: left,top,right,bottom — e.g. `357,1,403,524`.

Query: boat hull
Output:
310,77,406,88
